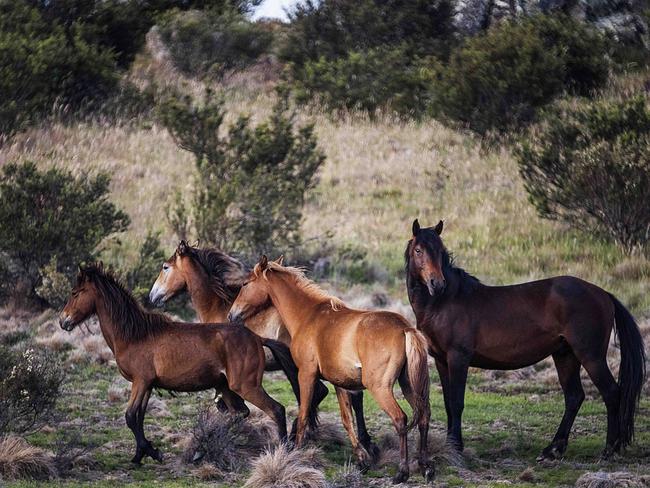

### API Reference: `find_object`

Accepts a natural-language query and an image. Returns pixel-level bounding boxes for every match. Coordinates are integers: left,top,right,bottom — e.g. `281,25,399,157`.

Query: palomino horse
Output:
229,256,434,483
406,219,646,460
59,263,289,464
149,241,374,452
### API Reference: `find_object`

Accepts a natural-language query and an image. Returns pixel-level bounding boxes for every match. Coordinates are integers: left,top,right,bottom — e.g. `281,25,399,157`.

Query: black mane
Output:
185,246,247,304
82,264,170,342
405,228,481,299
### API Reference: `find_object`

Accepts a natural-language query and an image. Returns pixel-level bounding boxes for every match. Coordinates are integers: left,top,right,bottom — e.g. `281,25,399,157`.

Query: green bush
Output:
124,232,168,305
432,14,609,134
280,0,454,116
158,89,325,257
0,345,64,435
292,45,437,116
0,162,130,304
158,8,272,78
517,95,650,252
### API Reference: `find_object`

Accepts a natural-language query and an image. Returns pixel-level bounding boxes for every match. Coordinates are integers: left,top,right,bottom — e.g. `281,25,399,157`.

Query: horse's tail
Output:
608,293,646,448
404,328,431,431
261,338,322,429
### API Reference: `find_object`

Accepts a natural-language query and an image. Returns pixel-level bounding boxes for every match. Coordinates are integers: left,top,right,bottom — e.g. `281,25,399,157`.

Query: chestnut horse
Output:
229,256,434,484
149,241,374,451
59,263,288,464
406,219,646,460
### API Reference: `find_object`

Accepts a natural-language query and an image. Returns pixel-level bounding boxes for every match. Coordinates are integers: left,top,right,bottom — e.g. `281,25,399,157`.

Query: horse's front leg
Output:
126,381,157,464
335,388,372,471
350,392,379,462
295,368,318,447
435,359,452,435
446,351,470,451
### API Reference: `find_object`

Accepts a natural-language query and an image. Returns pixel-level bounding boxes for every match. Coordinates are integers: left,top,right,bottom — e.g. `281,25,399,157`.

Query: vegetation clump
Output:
517,95,650,252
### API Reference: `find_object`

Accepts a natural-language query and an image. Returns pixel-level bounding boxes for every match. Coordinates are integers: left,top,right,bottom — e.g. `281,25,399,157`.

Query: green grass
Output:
6,354,646,487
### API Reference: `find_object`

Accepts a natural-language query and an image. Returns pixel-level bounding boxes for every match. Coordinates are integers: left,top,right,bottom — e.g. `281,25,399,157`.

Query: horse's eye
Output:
242,282,249,287
163,264,170,271
415,248,422,254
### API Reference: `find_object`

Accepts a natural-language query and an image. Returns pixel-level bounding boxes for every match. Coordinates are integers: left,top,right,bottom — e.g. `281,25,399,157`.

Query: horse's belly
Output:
471,337,564,370
319,359,363,389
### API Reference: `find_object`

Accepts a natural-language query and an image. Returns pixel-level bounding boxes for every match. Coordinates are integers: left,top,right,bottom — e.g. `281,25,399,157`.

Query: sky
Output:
251,0,300,21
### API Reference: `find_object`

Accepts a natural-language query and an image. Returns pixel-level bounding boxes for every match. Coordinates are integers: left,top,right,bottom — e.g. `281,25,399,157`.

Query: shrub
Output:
158,8,273,78
244,444,326,488
0,345,65,435
292,45,437,116
0,1,119,142
433,14,609,134
0,162,130,304
517,95,650,252
281,0,454,116
35,257,71,309
123,232,168,305
159,89,325,257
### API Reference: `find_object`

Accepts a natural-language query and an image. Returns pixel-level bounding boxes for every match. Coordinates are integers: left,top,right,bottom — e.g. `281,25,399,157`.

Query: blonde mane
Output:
254,261,344,311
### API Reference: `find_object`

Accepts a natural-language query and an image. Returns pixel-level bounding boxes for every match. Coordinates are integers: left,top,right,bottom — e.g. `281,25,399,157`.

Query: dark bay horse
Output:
60,263,289,464
229,256,434,484
149,241,375,452
406,219,646,460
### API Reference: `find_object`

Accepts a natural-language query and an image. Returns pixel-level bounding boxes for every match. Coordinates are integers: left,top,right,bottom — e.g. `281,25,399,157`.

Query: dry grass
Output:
244,444,326,488
328,461,364,488
575,471,650,488
0,435,56,480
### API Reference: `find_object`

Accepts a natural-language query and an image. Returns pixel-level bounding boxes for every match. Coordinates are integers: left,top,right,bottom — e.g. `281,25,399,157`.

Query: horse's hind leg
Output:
581,358,621,458
234,384,287,442
368,385,409,484
220,388,251,417
538,351,584,462
334,388,372,471
351,392,379,462
399,371,434,482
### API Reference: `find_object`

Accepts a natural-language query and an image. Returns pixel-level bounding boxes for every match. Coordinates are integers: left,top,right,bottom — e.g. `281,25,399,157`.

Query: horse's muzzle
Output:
427,279,446,297
227,311,242,324
59,316,74,331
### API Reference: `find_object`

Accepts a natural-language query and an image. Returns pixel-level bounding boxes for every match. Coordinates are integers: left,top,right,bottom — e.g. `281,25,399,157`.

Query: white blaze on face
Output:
149,282,165,304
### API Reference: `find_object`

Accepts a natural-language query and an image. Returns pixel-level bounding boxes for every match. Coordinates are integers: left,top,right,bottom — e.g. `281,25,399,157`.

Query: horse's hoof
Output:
537,444,564,463
600,447,615,461
392,470,409,484
131,455,143,465
192,450,205,464
151,448,163,463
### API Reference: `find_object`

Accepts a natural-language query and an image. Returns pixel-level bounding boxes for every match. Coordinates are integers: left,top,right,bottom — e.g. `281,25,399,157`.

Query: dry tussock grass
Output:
575,471,650,488
376,426,464,470
244,444,326,488
0,435,56,480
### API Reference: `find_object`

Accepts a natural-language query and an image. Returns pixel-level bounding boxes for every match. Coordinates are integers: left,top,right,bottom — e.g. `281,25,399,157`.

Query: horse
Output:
405,219,646,460
229,256,434,484
148,241,375,453
59,263,289,464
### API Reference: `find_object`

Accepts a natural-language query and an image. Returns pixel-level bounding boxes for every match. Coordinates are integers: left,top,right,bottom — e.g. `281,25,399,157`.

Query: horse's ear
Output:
412,219,421,236
433,220,444,235
259,255,268,270
97,261,104,271
178,240,188,255
274,255,284,265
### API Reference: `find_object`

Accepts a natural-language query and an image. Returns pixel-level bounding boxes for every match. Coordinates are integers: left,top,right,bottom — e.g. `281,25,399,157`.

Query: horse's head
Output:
149,240,192,306
228,255,280,323
407,219,447,296
59,264,101,331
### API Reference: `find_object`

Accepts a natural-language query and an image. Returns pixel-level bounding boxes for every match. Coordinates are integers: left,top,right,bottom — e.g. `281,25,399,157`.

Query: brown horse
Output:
229,256,434,484
406,219,646,460
59,263,288,464
149,241,374,452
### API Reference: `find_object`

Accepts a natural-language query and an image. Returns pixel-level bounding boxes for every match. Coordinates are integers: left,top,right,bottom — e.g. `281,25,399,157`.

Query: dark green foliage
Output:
158,8,273,78
0,345,65,435
280,0,454,115
0,1,119,141
124,232,168,304
158,89,325,257
433,15,610,134
517,95,650,252
0,162,130,303
292,45,437,116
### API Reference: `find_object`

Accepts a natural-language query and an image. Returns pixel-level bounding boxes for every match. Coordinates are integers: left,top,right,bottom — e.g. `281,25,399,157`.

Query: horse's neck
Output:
94,300,124,356
267,275,321,338
186,266,230,323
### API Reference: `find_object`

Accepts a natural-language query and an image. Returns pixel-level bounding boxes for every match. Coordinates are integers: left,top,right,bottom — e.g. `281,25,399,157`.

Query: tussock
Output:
575,471,650,488
0,435,56,480
183,406,278,472
328,460,363,488
244,444,326,488
377,428,464,469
